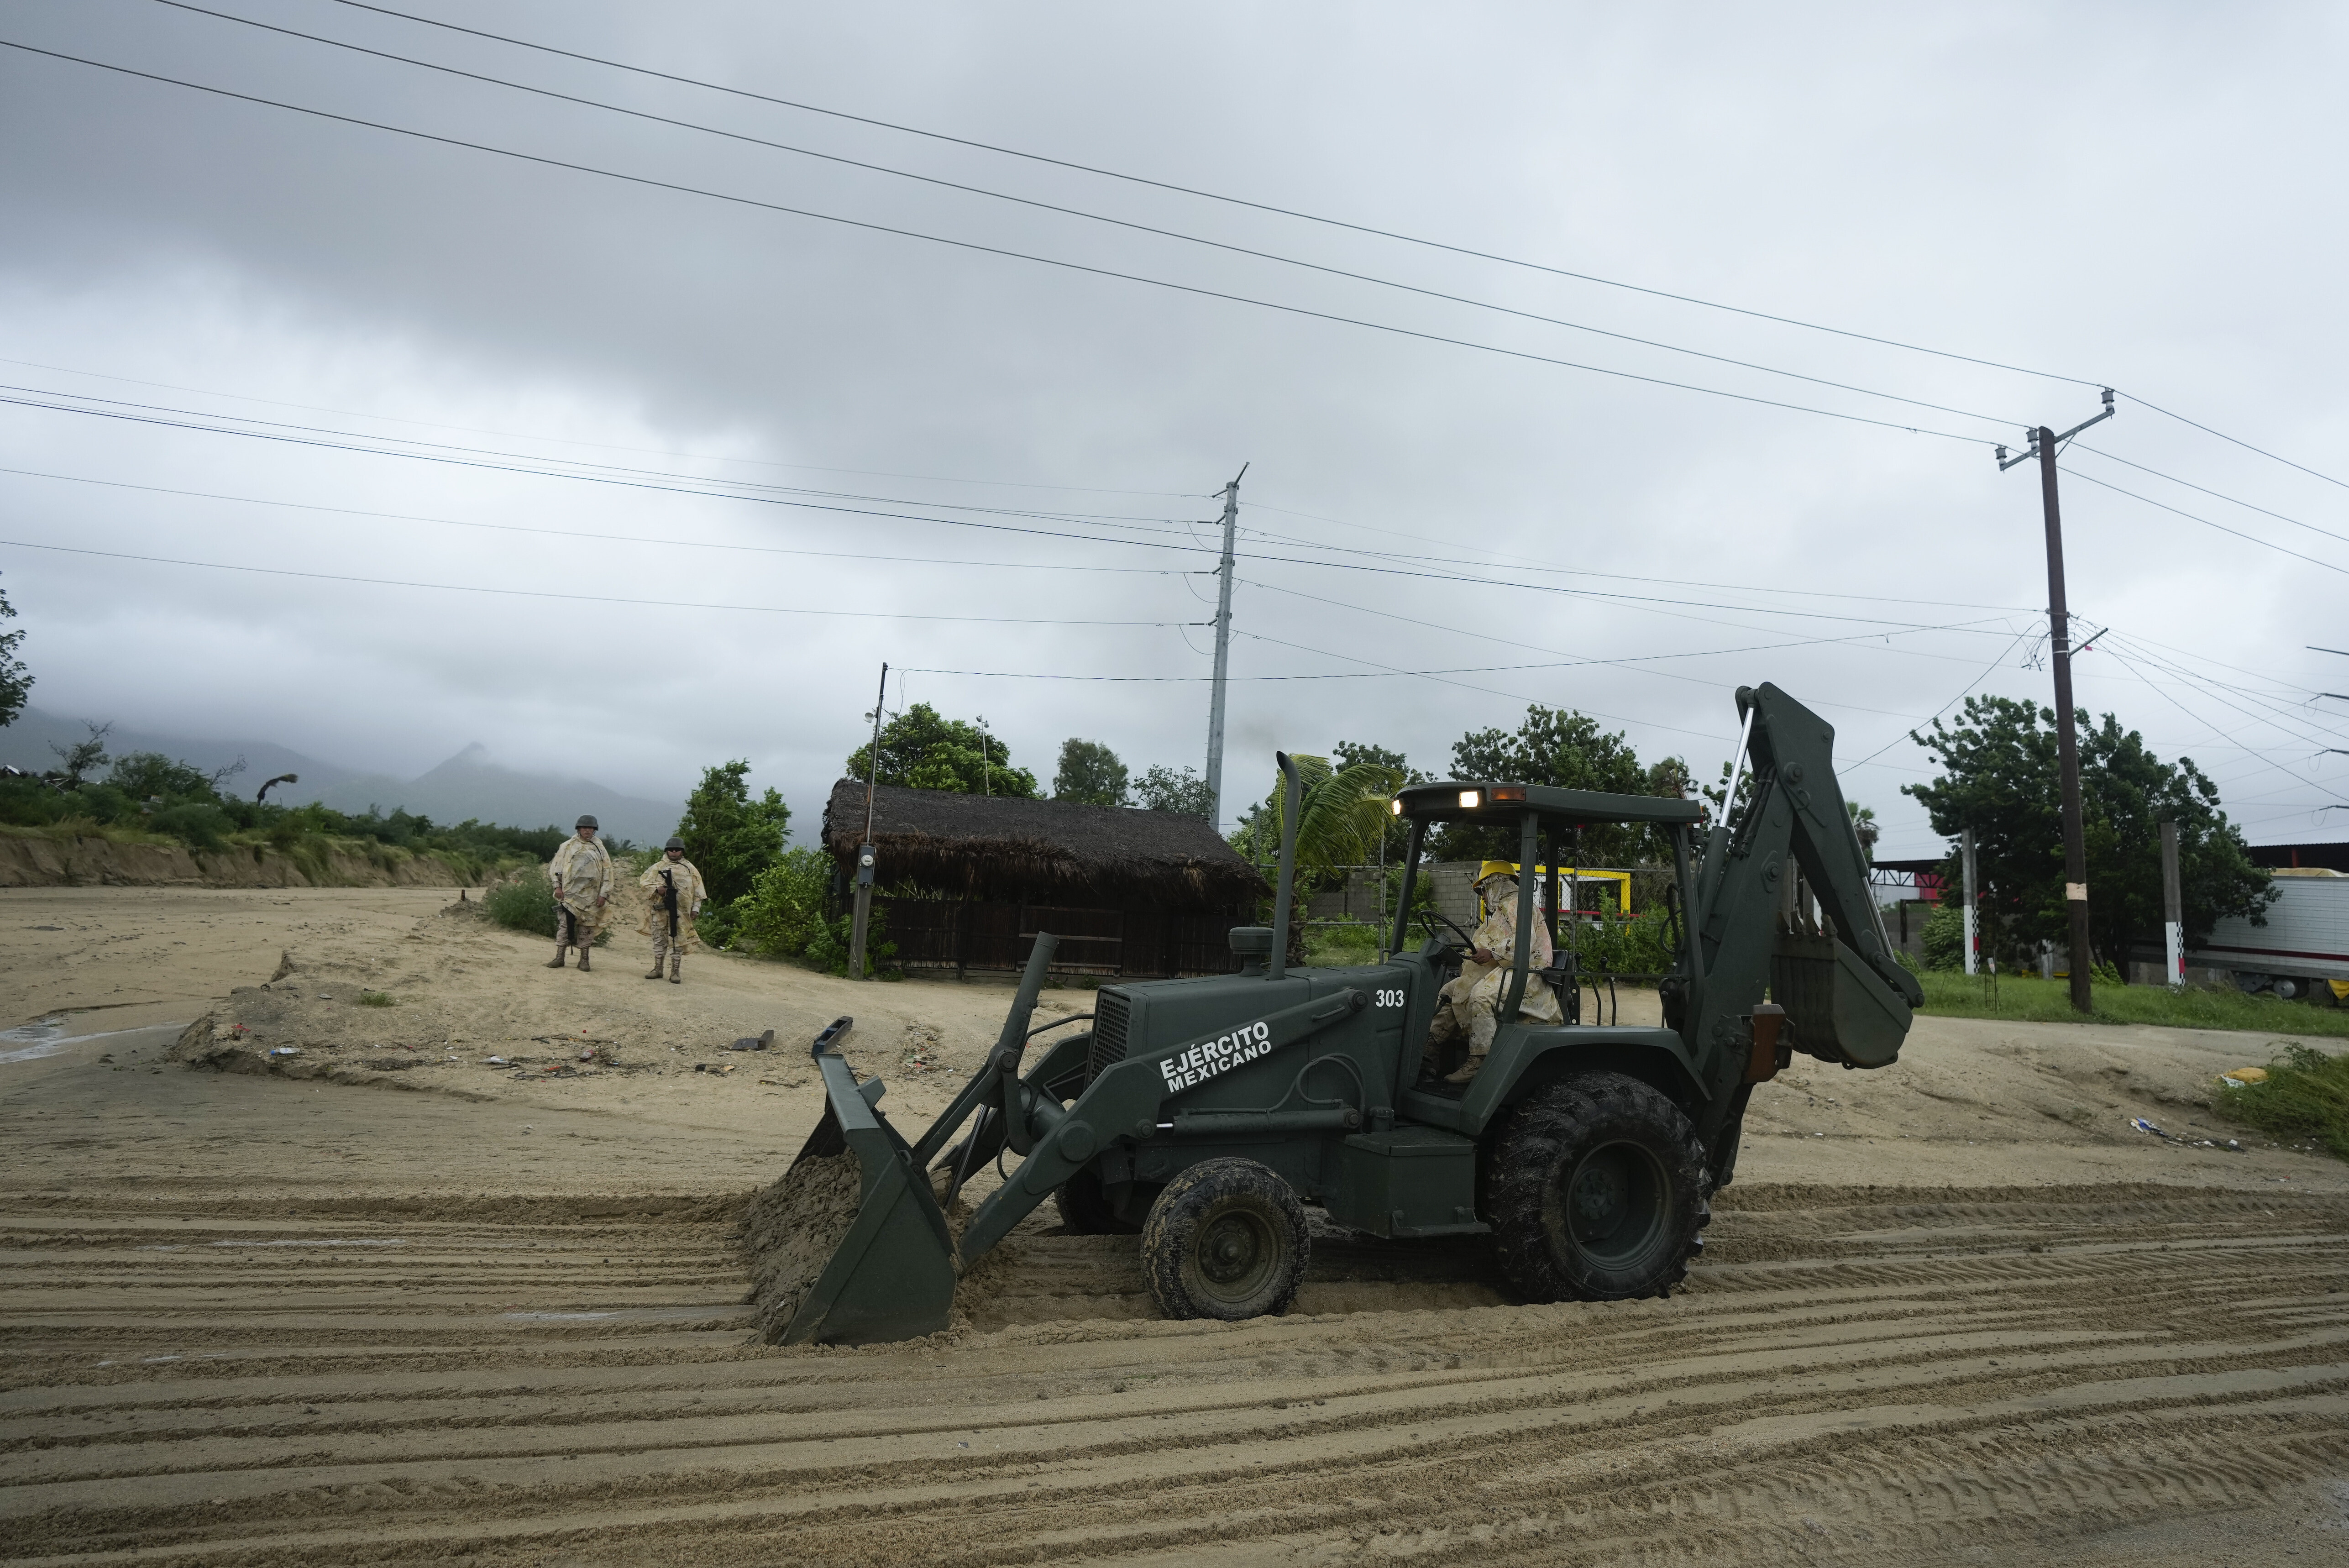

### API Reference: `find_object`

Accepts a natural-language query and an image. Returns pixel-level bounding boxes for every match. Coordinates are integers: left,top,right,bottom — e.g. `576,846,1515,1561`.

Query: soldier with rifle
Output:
637,836,709,984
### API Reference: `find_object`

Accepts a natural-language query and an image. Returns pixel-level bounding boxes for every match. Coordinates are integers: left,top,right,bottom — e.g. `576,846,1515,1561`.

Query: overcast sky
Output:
3,0,2345,857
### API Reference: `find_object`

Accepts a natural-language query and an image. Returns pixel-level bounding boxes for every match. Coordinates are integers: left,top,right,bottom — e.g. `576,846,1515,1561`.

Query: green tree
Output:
1848,800,1879,864
675,760,792,904
844,703,1037,797
0,575,27,729
1052,738,1129,806
1903,696,2273,977
1230,754,1405,886
1133,763,1214,819
1437,705,1663,863
47,721,112,789
1334,739,1428,861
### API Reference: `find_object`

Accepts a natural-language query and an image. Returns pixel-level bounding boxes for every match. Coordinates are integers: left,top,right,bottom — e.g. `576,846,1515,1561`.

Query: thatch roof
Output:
822,781,1267,909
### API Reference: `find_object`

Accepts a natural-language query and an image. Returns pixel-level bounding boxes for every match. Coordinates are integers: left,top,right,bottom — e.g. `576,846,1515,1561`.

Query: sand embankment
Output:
0,830,481,888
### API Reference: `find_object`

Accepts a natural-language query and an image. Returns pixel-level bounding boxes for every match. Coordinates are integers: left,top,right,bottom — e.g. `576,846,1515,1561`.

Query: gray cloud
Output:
2,0,2344,854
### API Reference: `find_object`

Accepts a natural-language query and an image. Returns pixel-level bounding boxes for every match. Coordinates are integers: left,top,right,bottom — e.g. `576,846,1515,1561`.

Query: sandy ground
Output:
4,887,2348,1564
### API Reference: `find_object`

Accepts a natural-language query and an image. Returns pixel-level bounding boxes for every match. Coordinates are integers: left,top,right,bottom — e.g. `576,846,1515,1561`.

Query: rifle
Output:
658,867,679,939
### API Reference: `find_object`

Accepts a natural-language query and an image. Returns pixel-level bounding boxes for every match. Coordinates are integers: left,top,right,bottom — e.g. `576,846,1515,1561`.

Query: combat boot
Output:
545,944,568,968
576,947,592,972
644,955,666,980
668,953,682,985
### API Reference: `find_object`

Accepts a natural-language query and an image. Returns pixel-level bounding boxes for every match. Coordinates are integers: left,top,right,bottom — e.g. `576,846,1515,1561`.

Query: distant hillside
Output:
1,708,680,845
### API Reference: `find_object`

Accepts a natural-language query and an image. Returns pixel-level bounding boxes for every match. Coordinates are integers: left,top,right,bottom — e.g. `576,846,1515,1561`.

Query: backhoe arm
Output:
1689,684,1923,1117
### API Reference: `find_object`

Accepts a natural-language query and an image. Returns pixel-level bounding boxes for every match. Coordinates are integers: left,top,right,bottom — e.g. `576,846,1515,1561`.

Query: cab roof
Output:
1392,780,1705,827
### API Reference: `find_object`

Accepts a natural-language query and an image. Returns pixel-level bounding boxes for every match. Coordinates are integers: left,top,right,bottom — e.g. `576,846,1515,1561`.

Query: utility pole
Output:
848,661,887,981
1203,464,1246,832
1961,828,1978,978
1998,389,2113,1014
2160,820,2184,989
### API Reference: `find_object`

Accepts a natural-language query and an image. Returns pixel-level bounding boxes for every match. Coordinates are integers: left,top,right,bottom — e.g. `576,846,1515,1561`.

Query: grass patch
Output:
2213,1044,2349,1159
1304,920,1385,967
1913,971,2349,1037
357,991,394,1007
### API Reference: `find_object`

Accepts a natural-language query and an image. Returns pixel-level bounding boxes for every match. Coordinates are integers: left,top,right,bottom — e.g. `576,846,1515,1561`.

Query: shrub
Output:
1571,906,1676,976
357,991,393,1007
1920,902,1967,970
803,906,897,979
149,802,231,850
485,870,558,937
2213,1044,2349,1159
733,847,831,957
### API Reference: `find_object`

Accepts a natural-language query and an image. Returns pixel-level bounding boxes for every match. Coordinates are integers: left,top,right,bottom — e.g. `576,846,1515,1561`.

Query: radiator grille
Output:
1087,989,1131,1081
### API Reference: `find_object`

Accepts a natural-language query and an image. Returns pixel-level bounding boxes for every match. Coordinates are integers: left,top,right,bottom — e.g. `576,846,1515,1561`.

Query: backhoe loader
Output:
755,682,1922,1344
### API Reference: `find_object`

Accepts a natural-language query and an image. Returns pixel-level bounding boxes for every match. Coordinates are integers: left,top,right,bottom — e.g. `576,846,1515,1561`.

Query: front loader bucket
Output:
745,1017,958,1347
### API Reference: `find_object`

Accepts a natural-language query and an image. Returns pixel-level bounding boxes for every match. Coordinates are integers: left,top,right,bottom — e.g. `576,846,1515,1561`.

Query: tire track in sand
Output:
4,1184,2348,1565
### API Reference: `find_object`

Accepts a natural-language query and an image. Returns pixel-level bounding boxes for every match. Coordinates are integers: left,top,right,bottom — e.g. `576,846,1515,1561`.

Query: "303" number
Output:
1374,988,1407,1008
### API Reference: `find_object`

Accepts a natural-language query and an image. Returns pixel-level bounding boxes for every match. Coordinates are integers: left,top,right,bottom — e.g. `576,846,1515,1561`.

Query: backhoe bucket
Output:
747,1017,958,1347
1771,930,1914,1069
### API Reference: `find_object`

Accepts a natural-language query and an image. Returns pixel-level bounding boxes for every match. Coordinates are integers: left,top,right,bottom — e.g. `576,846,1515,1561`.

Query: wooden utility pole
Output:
1998,390,2113,1014
848,662,888,981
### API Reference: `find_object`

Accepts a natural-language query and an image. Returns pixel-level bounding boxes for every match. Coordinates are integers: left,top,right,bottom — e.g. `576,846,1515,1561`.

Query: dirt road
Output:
5,889,2349,1564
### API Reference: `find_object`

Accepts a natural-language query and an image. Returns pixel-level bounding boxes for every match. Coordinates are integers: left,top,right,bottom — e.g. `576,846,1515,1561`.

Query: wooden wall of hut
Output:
876,898,1246,979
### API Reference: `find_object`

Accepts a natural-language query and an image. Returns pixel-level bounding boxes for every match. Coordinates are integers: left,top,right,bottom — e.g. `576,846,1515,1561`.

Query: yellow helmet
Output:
1475,860,1517,885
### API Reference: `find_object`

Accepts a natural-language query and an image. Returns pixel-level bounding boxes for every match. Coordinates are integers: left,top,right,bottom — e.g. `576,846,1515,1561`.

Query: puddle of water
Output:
0,1020,189,1066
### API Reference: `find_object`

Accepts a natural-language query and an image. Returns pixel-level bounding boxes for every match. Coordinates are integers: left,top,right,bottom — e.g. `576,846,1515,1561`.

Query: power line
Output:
0,391,1223,556
2070,443,2349,548
0,37,2005,448
147,0,2030,435
0,467,1204,578
2056,465,2349,577
0,380,1201,532
0,355,1199,500
0,535,1211,627
327,0,2104,393
2117,392,2349,494
0,390,2041,629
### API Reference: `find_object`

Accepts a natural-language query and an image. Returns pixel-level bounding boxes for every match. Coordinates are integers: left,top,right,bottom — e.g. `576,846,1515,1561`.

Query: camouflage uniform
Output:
547,833,613,969
637,855,709,982
1426,876,1563,1079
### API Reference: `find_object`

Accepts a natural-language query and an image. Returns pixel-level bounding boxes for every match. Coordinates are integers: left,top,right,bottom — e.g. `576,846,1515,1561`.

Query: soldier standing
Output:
638,835,709,984
545,814,613,971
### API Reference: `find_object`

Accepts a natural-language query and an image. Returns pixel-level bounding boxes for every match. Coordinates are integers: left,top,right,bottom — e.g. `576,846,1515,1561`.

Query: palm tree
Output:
1238,754,1406,884
1848,800,1879,864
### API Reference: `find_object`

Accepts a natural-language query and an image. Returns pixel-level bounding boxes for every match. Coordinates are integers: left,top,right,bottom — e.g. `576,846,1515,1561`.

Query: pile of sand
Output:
743,1150,864,1343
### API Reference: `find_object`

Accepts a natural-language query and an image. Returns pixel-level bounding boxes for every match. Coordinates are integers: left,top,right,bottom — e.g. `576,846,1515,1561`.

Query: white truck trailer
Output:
2192,871,2349,999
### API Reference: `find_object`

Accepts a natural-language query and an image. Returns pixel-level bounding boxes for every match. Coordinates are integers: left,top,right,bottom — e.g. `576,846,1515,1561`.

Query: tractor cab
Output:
1384,781,1708,1087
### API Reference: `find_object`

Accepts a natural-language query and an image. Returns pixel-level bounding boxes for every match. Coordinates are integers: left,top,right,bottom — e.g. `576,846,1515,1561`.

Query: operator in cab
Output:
1424,860,1564,1084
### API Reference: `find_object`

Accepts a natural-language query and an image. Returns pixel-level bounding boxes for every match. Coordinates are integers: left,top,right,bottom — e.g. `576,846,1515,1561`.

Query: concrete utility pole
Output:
1961,828,1978,978
848,662,888,981
1203,464,1247,831
2160,820,2184,988
1998,390,2113,1013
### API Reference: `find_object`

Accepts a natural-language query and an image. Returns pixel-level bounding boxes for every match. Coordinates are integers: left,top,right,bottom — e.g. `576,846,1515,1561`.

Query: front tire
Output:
1140,1158,1310,1322
1487,1072,1709,1301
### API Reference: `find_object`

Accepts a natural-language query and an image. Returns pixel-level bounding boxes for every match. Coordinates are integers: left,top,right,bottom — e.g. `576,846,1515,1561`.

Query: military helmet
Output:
575,814,599,830
664,836,685,851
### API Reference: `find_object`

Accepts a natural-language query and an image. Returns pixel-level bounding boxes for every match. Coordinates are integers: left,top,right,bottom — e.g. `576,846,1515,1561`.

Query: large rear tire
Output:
1053,1166,1141,1235
1140,1158,1310,1322
1487,1072,1709,1301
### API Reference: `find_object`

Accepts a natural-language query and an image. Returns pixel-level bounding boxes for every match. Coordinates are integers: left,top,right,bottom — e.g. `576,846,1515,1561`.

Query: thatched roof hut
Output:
821,781,1266,909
